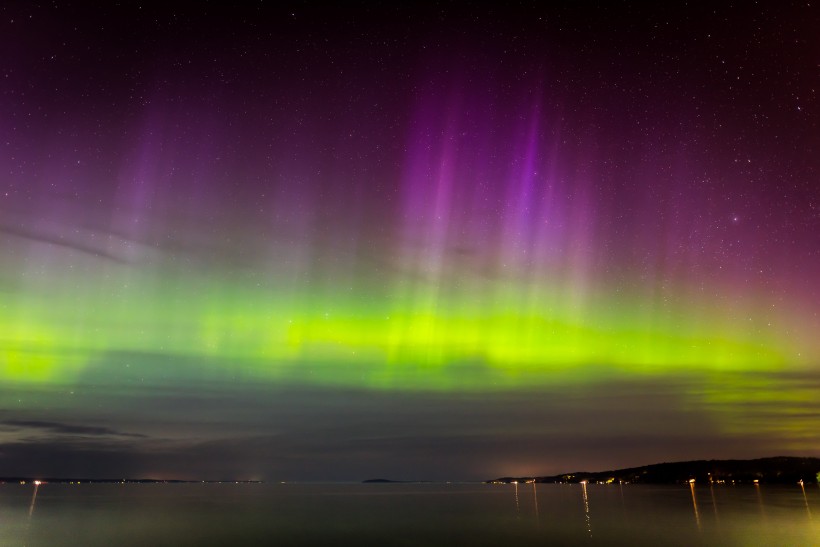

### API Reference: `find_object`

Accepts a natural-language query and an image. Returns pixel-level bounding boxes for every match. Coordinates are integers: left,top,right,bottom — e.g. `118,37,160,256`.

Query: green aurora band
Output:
2,267,809,389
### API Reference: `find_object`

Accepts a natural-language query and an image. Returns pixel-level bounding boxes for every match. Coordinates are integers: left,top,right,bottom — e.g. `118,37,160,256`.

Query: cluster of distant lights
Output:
9,480,263,485
11,477,816,487
490,477,813,486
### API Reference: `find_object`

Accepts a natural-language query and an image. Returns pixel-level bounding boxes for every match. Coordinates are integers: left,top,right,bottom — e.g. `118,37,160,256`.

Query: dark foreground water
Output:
2,482,817,546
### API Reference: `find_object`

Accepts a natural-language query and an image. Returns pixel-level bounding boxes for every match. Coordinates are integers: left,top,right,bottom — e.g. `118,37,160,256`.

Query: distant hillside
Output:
490,456,820,485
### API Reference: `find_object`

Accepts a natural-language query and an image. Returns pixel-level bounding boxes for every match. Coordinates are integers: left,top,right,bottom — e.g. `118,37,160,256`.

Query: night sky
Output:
1,2,818,481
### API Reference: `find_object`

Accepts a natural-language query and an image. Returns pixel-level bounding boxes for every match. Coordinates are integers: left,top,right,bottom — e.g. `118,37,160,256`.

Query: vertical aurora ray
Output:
0,2,818,479
1,75,815,387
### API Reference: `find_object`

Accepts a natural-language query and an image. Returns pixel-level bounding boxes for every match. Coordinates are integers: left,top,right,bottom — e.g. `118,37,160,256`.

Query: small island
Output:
363,478,434,484
488,456,820,485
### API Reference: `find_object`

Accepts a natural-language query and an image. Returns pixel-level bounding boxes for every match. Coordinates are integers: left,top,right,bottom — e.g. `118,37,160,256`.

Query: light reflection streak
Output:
754,482,768,523
799,480,812,519
532,481,540,528
709,482,720,524
25,480,41,545
513,481,520,515
28,481,41,519
581,481,592,538
689,480,701,532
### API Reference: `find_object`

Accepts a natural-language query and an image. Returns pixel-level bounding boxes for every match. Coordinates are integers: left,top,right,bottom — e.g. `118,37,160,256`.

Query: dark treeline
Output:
491,457,820,485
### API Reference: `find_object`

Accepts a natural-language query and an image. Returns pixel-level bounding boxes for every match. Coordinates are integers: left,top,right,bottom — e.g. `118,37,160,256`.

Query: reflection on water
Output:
513,481,520,515
754,481,768,524
1,482,818,546
799,480,812,519
28,481,40,519
580,480,592,538
709,482,720,523
689,479,701,531
24,480,42,546
531,482,539,527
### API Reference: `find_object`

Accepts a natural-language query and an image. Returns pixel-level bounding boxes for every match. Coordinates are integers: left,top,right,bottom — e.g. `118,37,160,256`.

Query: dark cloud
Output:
0,420,146,439
0,438,151,479
5,374,806,481
0,222,130,264
1,362,818,481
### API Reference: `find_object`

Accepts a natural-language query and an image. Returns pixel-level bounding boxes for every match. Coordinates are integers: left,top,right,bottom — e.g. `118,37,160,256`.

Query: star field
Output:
0,2,817,480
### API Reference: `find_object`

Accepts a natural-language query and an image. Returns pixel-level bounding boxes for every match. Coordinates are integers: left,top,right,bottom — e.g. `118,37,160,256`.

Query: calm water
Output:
1,482,817,546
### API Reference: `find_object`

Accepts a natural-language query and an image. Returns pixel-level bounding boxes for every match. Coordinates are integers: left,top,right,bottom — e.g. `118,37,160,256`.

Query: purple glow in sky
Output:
0,2,818,481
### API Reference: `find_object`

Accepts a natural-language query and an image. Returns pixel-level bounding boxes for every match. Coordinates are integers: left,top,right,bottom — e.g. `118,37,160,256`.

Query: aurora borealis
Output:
1,2,818,480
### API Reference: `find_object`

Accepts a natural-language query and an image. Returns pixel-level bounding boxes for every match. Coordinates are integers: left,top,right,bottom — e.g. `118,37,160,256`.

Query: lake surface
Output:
2,482,817,546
